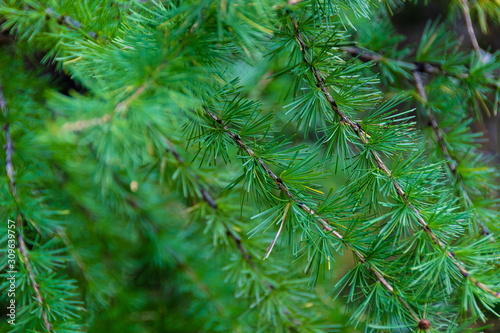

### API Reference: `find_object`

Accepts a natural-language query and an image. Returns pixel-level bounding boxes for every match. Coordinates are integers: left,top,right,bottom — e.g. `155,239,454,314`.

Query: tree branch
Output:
45,7,97,39
460,0,481,53
413,71,457,174
290,15,500,299
165,141,258,271
163,140,310,327
343,46,436,74
344,46,499,89
61,63,164,132
343,46,497,235
413,71,492,237
201,107,422,323
343,45,495,237
1,85,53,332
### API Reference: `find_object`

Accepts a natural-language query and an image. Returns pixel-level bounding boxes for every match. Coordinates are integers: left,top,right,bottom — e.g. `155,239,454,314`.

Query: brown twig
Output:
45,7,97,39
165,141,258,270
61,58,169,131
16,215,53,332
201,107,421,321
413,72,456,173
60,80,145,130
0,84,6,113
1,85,53,332
344,46,499,90
460,0,481,53
264,202,290,259
164,140,307,327
413,71,492,237
290,15,500,299
343,46,436,74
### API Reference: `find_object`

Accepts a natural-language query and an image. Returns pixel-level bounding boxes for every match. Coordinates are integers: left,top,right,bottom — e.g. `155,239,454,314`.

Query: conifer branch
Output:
290,15,500,299
61,65,162,132
1,85,53,332
343,46,437,74
413,71,457,174
0,84,5,111
6,0,500,329
165,141,256,269
344,46,500,89
45,7,97,39
15,214,53,332
413,71,492,237
202,106,422,323
460,0,481,53
343,47,498,231
164,140,307,327
61,114,112,132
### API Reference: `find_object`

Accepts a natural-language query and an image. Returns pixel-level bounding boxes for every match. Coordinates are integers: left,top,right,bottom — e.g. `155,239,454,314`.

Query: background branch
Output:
413,71,492,237
461,0,481,53
1,85,53,332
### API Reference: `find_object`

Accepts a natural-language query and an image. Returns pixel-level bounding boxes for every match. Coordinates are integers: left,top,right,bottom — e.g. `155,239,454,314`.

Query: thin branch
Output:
60,85,143,131
460,0,481,53
0,84,6,112
61,114,111,132
290,15,500,299
1,92,16,199
16,215,53,332
201,107,421,322
61,63,167,132
164,141,256,270
45,7,97,39
61,79,153,132
413,72,456,173
344,46,497,234
413,71,492,237
344,46,499,89
343,46,436,74
1,85,53,332
164,140,306,327
264,202,290,259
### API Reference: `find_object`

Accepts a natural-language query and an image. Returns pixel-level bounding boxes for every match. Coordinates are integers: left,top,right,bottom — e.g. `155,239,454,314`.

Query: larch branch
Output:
344,46,498,232
61,63,165,132
165,141,257,270
290,15,500,299
1,85,53,332
344,46,499,89
164,140,305,326
346,44,496,237
201,106,421,322
413,71,492,237
45,7,97,39
460,0,481,53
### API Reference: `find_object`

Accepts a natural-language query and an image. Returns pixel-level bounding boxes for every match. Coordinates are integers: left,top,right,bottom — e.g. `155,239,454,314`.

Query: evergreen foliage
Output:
0,0,499,332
